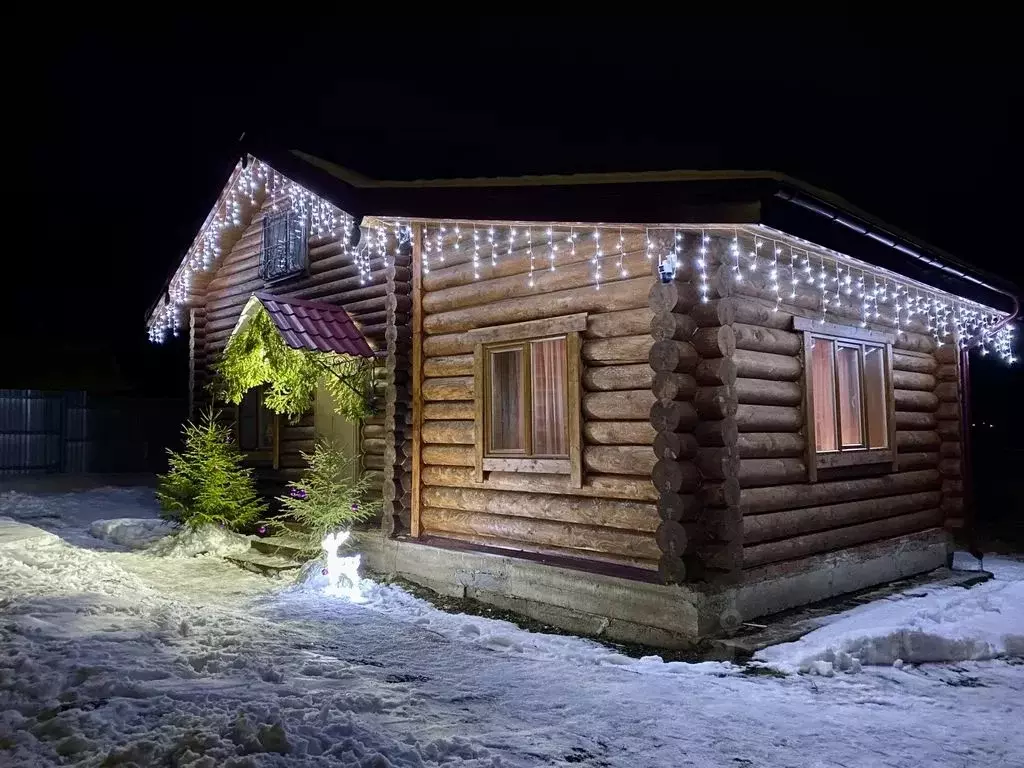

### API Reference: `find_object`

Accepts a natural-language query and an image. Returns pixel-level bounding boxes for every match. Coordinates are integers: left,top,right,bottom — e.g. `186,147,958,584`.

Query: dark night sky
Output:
9,18,1021,416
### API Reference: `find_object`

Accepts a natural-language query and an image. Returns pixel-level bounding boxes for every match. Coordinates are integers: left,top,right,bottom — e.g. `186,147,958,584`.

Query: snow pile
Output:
756,555,1024,675
89,517,174,548
147,524,253,558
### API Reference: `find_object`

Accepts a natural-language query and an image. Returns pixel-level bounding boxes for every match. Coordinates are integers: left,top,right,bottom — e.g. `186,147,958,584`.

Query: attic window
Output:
260,211,308,282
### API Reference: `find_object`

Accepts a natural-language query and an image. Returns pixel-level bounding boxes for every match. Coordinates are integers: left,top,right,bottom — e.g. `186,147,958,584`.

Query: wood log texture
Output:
582,335,652,365
894,389,939,412
651,372,697,402
739,459,807,487
734,349,802,381
586,308,654,339
742,469,940,515
743,508,941,568
423,355,473,377
649,340,699,373
892,370,937,391
893,351,938,374
422,377,474,401
653,431,699,461
585,421,657,446
693,387,739,419
423,402,475,420
659,492,700,522
735,378,802,406
695,358,738,386
650,311,696,341
649,280,699,314
733,324,802,355
652,459,700,493
584,390,656,421
421,507,661,561
422,445,476,466
583,364,654,392
736,432,805,458
421,421,475,445
744,491,941,544
690,299,736,327
425,277,651,335
649,400,699,433
422,465,658,501
691,326,736,358
736,405,802,432
584,446,657,475
421,486,658,532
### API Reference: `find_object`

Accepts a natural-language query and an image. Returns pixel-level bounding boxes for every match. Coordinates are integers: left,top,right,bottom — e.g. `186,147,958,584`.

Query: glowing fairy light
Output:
731,232,742,283
321,530,364,603
770,241,781,312
617,227,628,278
592,228,602,290
697,230,710,303
527,227,535,288
488,226,497,266
472,225,481,279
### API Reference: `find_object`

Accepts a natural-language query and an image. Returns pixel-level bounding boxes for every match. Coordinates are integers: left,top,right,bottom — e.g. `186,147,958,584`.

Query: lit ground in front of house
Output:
1,487,1022,767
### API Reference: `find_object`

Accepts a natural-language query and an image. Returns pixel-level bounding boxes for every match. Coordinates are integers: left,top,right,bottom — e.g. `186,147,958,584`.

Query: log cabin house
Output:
147,149,1017,646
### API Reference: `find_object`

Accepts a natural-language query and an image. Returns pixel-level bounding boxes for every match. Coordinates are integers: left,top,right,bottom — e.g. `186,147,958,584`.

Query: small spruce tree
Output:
156,409,267,531
276,441,381,554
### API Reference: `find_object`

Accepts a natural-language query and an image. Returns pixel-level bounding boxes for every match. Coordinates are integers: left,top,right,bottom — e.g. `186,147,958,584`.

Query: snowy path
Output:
1,488,1022,767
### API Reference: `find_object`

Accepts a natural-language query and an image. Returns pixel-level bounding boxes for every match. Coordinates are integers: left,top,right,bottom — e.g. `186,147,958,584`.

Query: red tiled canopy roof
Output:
253,292,374,357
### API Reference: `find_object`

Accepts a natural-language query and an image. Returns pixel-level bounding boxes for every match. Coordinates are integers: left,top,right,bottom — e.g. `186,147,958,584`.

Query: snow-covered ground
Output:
1,487,1022,767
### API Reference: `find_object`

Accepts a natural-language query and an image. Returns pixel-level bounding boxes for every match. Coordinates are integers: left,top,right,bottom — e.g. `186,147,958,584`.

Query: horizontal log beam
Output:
422,444,476,466
422,376,475,401
734,349,802,381
741,469,941,515
583,364,654,392
743,508,941,568
736,432,805,459
586,307,654,339
733,323,802,355
649,400,699,433
422,465,658,501
652,459,701,493
584,421,657,446
744,490,941,544
423,355,473,378
653,431,699,461
898,452,940,470
649,340,699,373
583,335,651,365
735,378,803,406
738,458,807,487
736,404,802,432
650,311,696,342
421,420,475,445
651,372,697,402
423,402,474,420
894,389,939,412
896,430,941,450
584,445,657,475
425,276,651,334
584,389,656,421
894,411,937,430
421,507,661,560
893,351,938,374
892,370,937,391
421,485,658,531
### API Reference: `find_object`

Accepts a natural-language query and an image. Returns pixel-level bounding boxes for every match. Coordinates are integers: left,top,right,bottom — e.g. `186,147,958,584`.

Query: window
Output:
472,315,584,485
238,388,278,464
260,211,308,282
796,317,895,478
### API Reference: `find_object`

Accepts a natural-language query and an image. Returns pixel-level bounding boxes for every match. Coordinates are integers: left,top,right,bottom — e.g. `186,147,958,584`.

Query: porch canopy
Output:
232,292,374,358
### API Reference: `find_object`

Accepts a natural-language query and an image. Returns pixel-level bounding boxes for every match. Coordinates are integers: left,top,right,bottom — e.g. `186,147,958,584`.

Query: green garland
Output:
213,305,374,422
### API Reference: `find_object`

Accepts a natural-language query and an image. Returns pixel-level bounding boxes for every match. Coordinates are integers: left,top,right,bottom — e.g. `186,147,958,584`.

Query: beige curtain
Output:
531,338,568,456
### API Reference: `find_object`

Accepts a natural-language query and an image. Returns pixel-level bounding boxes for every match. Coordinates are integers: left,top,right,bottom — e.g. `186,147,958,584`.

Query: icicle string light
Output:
152,203,1015,365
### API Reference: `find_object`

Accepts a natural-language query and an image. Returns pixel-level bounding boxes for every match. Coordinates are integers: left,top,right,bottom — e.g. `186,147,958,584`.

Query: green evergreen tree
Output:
275,441,381,553
156,409,267,531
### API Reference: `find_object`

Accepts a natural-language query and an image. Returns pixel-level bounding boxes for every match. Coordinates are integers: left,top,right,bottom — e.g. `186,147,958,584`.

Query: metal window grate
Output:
260,211,308,282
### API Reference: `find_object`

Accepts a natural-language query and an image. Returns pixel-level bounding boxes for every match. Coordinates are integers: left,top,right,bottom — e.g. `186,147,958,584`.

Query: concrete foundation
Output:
354,527,951,648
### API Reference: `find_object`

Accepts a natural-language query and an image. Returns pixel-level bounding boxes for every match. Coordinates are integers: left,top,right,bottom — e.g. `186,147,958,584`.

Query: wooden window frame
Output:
472,315,584,487
795,317,896,481
236,388,280,469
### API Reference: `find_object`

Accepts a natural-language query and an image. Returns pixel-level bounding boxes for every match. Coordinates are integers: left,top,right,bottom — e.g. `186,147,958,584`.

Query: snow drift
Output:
756,555,1024,675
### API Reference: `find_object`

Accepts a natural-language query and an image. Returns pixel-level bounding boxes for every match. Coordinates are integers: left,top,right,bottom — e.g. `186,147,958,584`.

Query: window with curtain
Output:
484,336,569,459
805,325,893,473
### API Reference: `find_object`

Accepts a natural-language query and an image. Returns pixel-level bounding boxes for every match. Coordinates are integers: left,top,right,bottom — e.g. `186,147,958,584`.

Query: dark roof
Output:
239,140,1018,312
254,292,373,358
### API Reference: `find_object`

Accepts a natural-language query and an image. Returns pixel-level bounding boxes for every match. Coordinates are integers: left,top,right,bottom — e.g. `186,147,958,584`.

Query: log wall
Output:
415,229,661,569
706,234,956,577
190,190,403,502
